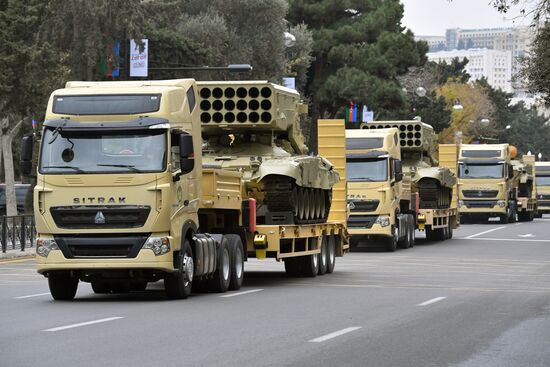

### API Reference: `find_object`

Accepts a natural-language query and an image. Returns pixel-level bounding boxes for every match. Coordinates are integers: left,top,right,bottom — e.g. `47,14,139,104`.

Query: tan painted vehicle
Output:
346,120,458,251
458,144,536,223
20,79,348,300
535,161,550,217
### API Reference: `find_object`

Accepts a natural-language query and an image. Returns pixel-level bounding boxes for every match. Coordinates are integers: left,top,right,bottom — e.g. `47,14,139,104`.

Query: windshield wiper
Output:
42,165,84,173
97,164,142,173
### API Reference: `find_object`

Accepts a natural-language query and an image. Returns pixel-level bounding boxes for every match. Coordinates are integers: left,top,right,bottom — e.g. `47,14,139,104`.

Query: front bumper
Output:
458,200,507,215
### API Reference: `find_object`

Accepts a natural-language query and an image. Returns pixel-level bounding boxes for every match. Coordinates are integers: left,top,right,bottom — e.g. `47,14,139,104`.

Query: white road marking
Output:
309,327,362,343
417,297,446,306
220,289,264,298
43,317,124,332
518,233,535,238
465,226,506,239
14,292,50,299
467,237,550,243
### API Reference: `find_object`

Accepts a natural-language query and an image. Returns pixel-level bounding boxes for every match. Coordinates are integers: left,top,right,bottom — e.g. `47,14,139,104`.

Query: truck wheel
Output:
500,212,509,224
318,235,328,275
397,222,409,249
165,240,194,299
386,226,397,252
326,232,336,273
91,281,111,294
48,272,78,300
447,220,454,239
409,216,416,247
208,237,231,293
284,258,302,277
226,234,244,291
300,255,319,277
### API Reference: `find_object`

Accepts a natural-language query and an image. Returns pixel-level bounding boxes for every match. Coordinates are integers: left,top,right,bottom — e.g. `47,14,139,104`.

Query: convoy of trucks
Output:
16,75,546,299
345,120,458,251
457,144,537,223
19,79,348,300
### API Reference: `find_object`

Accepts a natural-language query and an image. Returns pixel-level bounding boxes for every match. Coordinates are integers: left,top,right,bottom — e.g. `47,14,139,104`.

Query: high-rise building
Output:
427,48,513,93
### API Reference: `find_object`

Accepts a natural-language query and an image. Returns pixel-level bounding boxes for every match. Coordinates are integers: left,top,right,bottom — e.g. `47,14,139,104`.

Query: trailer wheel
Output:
48,272,78,300
425,225,445,241
447,219,454,239
226,234,244,291
165,240,194,299
326,232,336,273
208,237,231,293
318,235,328,275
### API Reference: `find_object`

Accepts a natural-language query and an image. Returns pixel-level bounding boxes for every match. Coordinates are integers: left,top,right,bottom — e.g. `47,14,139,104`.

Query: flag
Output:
352,104,357,123
348,100,354,122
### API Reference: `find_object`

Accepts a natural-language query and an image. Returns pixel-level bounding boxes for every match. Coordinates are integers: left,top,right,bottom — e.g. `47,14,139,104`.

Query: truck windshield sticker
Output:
461,149,501,158
53,94,161,115
346,138,383,150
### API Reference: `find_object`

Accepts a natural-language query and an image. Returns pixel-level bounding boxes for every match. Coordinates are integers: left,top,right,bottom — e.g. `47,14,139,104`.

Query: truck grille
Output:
50,206,150,229
463,200,497,208
54,234,150,258
347,215,377,229
349,200,379,212
462,190,499,198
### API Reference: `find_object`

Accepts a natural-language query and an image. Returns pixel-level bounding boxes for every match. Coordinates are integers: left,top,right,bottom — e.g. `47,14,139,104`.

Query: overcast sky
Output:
400,0,532,36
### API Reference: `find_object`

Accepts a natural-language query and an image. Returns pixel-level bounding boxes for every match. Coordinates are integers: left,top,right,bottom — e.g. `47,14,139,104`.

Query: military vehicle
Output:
20,80,349,300
458,144,536,223
535,161,550,217
197,81,339,225
346,120,458,250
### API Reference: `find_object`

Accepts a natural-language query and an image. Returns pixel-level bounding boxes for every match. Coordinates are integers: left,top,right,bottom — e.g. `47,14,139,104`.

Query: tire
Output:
386,226,397,252
226,234,244,291
318,235,328,275
447,219,454,239
409,220,416,248
110,281,131,293
165,239,194,299
91,281,111,294
326,232,336,274
130,281,147,292
208,237,231,293
284,257,302,277
500,213,509,224
426,225,445,241
397,221,409,249
48,272,78,300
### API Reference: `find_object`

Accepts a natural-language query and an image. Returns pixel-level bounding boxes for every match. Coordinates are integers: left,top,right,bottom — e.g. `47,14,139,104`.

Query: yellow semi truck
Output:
20,79,348,300
346,120,458,251
458,144,536,223
535,161,550,217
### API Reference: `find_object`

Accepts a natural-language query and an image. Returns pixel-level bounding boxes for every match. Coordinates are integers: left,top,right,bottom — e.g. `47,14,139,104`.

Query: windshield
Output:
39,128,167,174
346,158,388,182
536,176,550,186
458,163,504,179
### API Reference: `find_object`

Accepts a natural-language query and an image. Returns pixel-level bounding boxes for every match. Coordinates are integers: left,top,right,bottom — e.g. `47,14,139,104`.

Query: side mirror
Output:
395,159,403,182
20,135,34,176
179,133,195,174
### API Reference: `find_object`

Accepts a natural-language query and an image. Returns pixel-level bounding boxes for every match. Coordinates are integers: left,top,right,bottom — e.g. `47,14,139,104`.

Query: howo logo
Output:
73,197,126,204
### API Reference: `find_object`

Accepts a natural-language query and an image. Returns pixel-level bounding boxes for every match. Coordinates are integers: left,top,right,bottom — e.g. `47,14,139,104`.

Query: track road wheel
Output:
208,237,231,293
165,240,194,299
48,272,78,300
318,235,328,275
326,232,336,273
226,234,244,291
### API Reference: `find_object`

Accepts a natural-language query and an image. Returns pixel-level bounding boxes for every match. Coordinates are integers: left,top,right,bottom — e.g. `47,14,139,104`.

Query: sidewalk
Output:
0,247,35,260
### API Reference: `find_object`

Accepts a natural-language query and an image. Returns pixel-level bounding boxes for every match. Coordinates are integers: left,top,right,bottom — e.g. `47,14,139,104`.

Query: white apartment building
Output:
427,48,513,93
415,35,446,52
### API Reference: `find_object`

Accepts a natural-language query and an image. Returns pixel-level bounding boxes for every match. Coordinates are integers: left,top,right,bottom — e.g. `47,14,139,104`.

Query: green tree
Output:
287,0,428,150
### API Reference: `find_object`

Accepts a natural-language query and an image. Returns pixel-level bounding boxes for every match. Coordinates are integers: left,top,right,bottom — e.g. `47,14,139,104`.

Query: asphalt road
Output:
2,218,550,367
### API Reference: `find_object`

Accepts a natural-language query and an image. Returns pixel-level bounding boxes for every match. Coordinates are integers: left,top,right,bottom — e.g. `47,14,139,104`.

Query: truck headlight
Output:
497,200,506,208
143,237,170,256
36,239,59,257
375,216,390,227
458,200,464,208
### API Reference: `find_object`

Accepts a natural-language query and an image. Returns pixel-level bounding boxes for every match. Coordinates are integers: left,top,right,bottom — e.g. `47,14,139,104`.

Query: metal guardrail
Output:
0,215,35,253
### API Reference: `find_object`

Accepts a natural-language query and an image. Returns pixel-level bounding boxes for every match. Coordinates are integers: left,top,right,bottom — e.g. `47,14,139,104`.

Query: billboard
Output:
130,39,148,77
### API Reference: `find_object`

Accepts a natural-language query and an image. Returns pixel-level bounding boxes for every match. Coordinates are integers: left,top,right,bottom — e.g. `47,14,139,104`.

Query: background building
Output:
427,48,513,93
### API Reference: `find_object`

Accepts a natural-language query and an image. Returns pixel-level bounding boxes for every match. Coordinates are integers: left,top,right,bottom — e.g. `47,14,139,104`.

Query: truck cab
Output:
345,128,413,250
535,161,550,217
457,144,515,223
